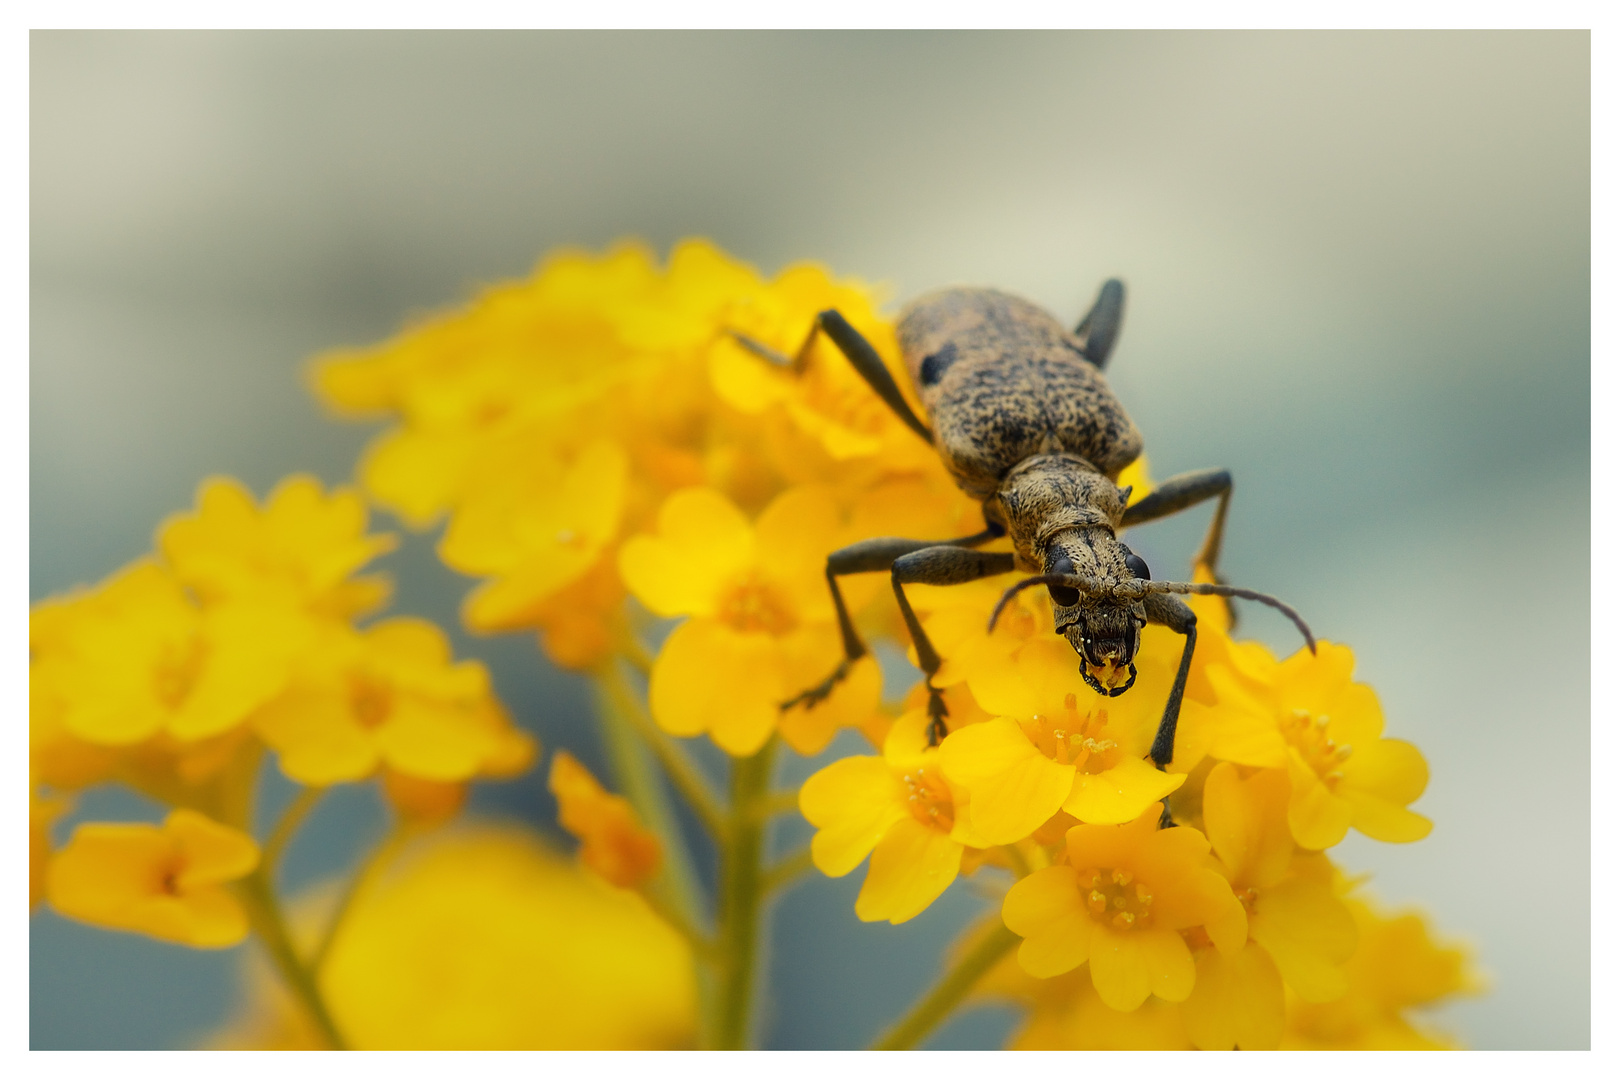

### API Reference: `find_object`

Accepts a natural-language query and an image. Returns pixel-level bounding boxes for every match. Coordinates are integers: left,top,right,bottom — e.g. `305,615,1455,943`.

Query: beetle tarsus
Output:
780,659,851,712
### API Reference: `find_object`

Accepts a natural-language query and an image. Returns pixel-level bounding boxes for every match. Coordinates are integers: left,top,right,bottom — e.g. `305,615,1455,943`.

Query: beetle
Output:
731,280,1314,778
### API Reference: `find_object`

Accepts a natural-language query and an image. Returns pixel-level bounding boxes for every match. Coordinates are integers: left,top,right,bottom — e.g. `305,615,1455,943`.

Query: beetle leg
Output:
781,529,1005,716
1119,467,1235,622
891,546,1017,745
1075,278,1126,368
1142,592,1197,828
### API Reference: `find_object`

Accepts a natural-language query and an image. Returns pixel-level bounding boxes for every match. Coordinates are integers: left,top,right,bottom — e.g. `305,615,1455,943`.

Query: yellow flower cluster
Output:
31,475,534,947
33,237,1477,1051
803,571,1448,1047
312,240,984,755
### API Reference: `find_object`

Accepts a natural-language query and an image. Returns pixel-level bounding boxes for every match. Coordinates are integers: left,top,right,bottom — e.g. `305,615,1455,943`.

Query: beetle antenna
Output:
987,574,1316,653
986,574,1083,633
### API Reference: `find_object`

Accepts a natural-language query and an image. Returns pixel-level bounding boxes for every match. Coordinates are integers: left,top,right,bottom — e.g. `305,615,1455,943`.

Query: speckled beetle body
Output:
733,278,1313,789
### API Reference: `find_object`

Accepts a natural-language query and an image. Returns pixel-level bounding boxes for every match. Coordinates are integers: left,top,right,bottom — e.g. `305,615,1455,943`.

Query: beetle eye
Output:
1124,551,1151,580
1046,552,1081,607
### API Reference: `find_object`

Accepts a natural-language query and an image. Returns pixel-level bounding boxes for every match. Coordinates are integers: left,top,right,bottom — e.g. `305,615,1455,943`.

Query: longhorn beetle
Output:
732,280,1315,784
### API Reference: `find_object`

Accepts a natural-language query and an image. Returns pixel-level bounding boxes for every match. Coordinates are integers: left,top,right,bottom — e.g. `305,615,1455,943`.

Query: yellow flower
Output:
439,437,629,635
35,560,314,746
1180,763,1357,1050
158,475,397,619
549,751,662,889
252,617,534,787
990,967,1195,1050
46,809,259,948
939,688,1185,844
1001,807,1246,1011
799,713,991,924
708,261,935,472
1266,643,1431,849
621,484,879,756
1283,892,1481,1049
211,827,698,1049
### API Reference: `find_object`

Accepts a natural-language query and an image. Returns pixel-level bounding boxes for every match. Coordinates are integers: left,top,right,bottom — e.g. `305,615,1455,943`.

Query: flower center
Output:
349,675,393,729
901,765,956,833
716,573,797,635
1076,866,1154,932
153,636,207,710
1019,693,1118,771
1280,708,1353,784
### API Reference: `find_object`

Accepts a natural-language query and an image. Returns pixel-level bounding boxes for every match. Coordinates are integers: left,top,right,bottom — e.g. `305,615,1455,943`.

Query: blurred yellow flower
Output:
212,827,698,1049
46,809,259,948
34,561,313,746
1283,893,1481,1049
1002,807,1245,1011
252,617,534,787
549,750,662,889
622,484,880,755
158,475,397,619
800,713,990,924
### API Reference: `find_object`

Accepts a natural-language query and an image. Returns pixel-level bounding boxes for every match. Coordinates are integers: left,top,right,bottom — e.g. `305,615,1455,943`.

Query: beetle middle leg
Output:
781,530,1011,747
1142,591,1198,828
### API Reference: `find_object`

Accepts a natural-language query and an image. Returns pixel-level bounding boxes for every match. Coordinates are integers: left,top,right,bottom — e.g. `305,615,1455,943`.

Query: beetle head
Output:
1044,530,1150,697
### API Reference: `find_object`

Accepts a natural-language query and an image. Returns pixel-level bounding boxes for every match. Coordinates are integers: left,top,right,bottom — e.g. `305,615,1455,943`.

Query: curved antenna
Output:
987,573,1316,653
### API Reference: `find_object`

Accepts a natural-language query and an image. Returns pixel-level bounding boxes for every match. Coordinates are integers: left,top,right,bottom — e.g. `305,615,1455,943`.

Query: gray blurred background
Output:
30,31,1589,1049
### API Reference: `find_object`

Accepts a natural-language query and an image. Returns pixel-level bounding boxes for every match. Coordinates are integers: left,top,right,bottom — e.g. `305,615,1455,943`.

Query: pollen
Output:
1019,693,1117,770
1281,708,1352,783
901,766,957,833
152,636,207,710
716,573,798,636
1075,864,1154,931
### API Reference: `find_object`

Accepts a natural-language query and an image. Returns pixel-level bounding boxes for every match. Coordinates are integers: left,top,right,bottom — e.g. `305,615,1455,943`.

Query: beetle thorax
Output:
990,454,1127,572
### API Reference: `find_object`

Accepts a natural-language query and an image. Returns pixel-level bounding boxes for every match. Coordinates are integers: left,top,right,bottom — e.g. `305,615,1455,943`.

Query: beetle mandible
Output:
731,280,1315,780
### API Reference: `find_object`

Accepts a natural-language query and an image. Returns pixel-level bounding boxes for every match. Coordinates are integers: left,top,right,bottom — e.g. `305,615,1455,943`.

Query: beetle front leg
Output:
890,545,1016,745
781,529,1004,714
1143,592,1197,828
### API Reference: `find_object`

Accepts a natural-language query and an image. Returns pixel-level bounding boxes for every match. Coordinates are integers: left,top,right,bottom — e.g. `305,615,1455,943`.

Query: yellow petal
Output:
800,756,907,877
1062,756,1185,825
1203,762,1293,888
937,719,1075,844
647,619,782,755
375,697,495,782
1342,789,1434,843
167,809,260,889
618,488,753,618
1250,877,1358,1002
1341,737,1430,807
1088,926,1154,1012
254,685,378,786
854,816,962,924
1137,927,1197,1003
1182,942,1285,1050
1004,866,1096,978
1286,750,1354,850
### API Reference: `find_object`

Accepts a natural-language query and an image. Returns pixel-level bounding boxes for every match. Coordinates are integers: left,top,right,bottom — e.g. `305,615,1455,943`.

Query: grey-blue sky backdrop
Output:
31,30,1589,1049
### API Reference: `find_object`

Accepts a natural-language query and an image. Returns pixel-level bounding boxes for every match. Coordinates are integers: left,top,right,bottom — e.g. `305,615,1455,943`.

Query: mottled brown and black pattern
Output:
897,288,1143,500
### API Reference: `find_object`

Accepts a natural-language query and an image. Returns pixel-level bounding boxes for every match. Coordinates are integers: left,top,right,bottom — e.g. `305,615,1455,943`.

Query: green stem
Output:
599,663,726,838
310,824,410,974
761,846,815,894
261,786,325,872
713,737,778,1050
871,921,1021,1050
594,664,708,921
237,867,348,1050
760,790,802,820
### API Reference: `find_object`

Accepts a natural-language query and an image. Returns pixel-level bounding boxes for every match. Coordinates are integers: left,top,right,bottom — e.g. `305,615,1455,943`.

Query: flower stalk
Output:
713,737,778,1049
872,921,1020,1050
236,866,348,1050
